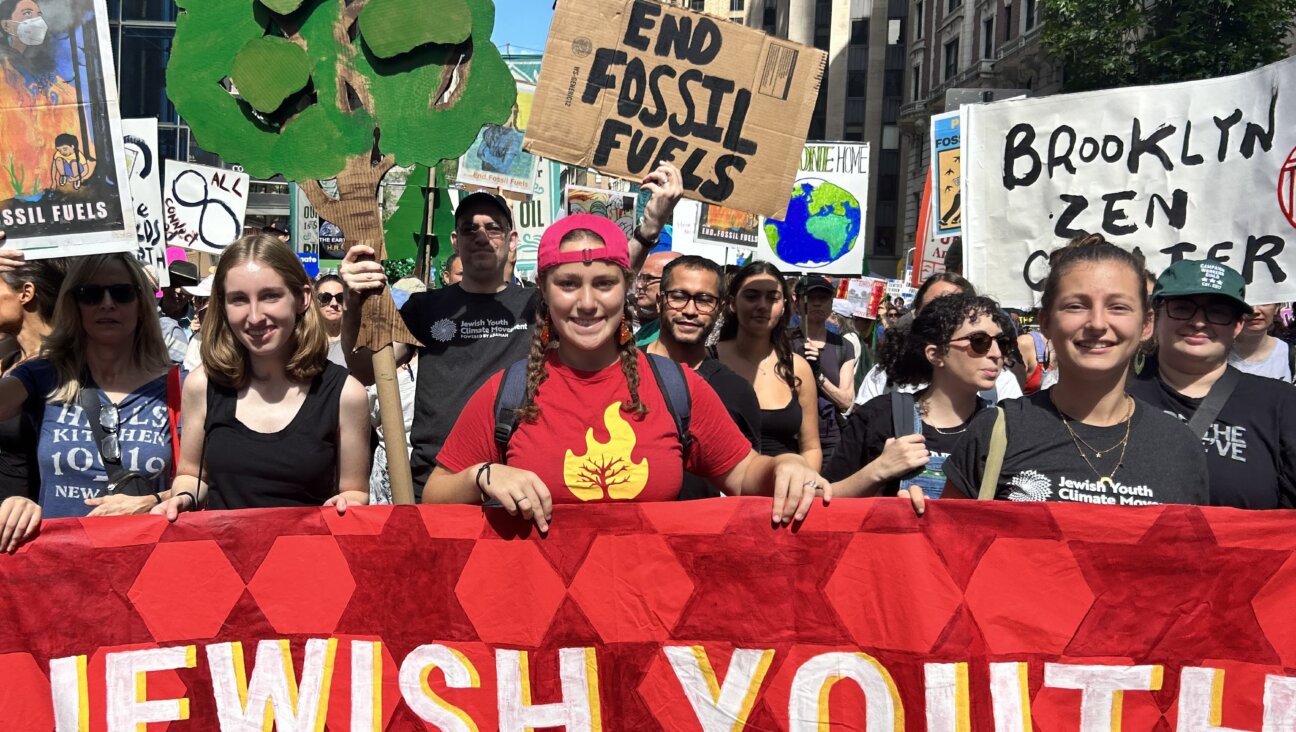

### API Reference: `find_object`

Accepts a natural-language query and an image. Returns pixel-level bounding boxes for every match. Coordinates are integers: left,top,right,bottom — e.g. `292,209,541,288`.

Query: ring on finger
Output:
515,495,529,505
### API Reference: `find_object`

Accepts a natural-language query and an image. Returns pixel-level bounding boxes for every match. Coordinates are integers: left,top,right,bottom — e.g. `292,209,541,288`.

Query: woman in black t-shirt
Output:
826,294,1009,497
927,234,1209,513
154,234,371,517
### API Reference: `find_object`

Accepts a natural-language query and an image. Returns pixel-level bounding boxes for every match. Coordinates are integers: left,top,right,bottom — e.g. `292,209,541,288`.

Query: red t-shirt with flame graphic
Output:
437,350,752,502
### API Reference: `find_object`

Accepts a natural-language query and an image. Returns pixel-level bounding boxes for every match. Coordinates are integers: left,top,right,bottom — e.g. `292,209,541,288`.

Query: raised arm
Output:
628,163,684,272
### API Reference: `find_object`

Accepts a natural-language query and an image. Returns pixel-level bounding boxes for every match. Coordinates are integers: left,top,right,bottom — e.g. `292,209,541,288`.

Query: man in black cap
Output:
793,274,856,462
157,260,200,364
341,164,684,497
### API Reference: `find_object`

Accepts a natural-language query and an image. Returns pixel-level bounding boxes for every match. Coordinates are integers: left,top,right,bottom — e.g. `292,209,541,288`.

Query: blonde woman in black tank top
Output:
154,234,371,518
715,262,822,471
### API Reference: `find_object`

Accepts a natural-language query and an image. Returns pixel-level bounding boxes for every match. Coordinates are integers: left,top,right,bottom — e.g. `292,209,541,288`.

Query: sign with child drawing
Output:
0,0,135,258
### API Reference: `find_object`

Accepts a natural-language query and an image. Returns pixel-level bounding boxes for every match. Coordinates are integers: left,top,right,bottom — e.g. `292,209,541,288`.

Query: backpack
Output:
492,353,693,458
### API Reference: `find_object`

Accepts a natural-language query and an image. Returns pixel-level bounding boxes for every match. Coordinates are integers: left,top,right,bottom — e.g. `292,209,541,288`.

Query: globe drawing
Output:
764,178,862,267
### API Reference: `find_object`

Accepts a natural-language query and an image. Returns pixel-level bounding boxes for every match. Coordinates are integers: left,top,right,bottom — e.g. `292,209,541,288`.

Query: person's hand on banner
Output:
480,463,553,532
151,491,198,522
0,232,24,274
85,493,156,517
324,494,351,515
0,496,39,553
637,162,684,243
770,458,831,525
339,244,387,307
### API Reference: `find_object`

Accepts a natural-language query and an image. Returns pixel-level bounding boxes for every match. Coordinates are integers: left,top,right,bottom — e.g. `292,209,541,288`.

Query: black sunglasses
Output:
98,402,120,464
74,284,138,306
1162,299,1240,326
316,292,344,306
948,331,1013,357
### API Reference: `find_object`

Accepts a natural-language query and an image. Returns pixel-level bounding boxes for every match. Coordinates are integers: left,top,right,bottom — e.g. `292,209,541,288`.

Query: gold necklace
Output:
1060,397,1134,489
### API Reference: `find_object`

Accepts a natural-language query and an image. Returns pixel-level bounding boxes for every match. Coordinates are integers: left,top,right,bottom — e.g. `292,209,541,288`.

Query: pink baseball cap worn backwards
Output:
537,214,631,273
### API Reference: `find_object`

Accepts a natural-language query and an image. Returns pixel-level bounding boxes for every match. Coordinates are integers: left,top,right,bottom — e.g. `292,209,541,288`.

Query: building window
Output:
852,18,869,44
912,64,922,100
690,0,705,10
764,0,777,28
848,72,867,97
947,0,961,14
1025,0,1037,28
883,125,901,149
913,0,923,37
983,17,994,57
943,37,959,80
730,0,744,11
1003,4,1013,40
887,18,903,44
884,69,903,97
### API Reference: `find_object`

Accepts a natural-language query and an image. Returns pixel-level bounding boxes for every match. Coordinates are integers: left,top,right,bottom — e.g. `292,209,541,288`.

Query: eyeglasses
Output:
663,289,720,314
316,292,344,306
74,284,138,306
635,274,662,288
1162,299,1240,326
948,331,1013,357
98,402,120,464
457,222,506,241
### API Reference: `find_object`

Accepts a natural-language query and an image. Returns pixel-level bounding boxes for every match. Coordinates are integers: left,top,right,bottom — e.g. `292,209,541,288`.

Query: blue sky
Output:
492,0,555,54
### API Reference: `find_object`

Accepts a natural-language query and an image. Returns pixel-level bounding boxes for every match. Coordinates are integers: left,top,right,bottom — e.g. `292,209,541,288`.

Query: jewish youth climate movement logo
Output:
1280,145,1296,229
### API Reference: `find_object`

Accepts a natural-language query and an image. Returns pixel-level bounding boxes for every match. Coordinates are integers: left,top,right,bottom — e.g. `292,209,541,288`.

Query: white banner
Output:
754,142,869,275
162,161,248,255
965,55,1296,308
121,119,166,286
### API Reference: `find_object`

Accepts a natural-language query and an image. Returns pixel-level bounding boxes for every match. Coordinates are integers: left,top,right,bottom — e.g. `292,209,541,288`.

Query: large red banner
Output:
3,498,1296,730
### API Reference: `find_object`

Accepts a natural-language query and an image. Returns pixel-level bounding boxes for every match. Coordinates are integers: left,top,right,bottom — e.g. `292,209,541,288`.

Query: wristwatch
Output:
632,226,658,250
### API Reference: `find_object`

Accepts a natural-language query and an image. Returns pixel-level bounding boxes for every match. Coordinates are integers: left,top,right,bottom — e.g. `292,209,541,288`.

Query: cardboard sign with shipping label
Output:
525,0,826,220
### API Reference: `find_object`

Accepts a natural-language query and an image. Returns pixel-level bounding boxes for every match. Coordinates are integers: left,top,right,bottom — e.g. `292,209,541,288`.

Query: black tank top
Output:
759,396,802,457
203,363,347,510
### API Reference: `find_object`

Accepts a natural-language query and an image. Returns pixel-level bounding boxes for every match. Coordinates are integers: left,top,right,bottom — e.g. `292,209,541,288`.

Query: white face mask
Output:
11,16,47,46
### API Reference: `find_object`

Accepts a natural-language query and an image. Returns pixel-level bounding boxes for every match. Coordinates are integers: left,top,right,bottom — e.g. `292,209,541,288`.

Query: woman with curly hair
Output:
154,233,370,518
928,234,1208,512
425,215,830,529
825,293,1010,497
715,262,822,470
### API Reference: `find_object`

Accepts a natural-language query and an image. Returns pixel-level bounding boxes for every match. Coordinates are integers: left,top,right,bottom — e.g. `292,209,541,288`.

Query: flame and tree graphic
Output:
563,403,649,500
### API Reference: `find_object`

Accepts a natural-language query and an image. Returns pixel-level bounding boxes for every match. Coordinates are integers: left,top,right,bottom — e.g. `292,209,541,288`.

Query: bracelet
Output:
176,491,198,511
152,492,163,505
632,226,658,249
475,463,495,499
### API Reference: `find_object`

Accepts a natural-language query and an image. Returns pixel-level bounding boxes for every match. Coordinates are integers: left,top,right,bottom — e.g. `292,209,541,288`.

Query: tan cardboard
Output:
524,0,826,220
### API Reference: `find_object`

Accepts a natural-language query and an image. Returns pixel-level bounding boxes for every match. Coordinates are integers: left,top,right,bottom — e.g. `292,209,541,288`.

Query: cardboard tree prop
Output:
168,0,515,503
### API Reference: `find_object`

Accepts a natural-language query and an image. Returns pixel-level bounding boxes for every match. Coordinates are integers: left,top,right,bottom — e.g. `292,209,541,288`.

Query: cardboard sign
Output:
965,55,1296,308
565,184,637,237
8,499,1296,728
162,161,248,254
0,0,135,258
525,0,826,219
122,119,167,285
931,110,962,236
754,141,869,275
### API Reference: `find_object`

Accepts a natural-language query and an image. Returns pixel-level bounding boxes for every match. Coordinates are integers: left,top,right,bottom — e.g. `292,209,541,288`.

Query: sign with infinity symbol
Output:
162,160,248,254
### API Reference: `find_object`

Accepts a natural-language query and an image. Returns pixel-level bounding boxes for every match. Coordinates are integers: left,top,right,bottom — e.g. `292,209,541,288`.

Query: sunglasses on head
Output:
316,292,344,306
948,331,1012,357
74,284,138,306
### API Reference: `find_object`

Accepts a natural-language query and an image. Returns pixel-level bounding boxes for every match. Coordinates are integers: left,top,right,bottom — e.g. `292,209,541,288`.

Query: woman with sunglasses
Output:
826,293,1009,498
924,234,1208,513
315,274,348,368
154,234,370,519
1126,260,1296,509
427,216,829,529
715,262,823,471
0,250,175,551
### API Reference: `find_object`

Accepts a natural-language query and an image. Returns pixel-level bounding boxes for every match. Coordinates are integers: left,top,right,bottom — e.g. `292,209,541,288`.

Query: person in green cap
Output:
1127,258,1296,509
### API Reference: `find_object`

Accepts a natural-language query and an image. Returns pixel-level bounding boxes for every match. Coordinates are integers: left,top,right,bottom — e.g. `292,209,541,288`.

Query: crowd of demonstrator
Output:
0,161,1291,552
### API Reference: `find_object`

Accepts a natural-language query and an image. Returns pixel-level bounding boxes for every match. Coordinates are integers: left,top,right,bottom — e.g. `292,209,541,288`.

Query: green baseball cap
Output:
1152,259,1252,314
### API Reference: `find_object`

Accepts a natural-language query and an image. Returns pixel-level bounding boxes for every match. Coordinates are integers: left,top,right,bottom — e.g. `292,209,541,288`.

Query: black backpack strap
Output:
646,353,692,455
890,389,917,438
1185,366,1241,439
492,359,530,459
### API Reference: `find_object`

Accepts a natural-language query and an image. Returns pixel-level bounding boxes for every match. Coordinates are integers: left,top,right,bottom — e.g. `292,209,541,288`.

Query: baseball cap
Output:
797,274,833,296
182,275,213,298
1153,259,1252,314
456,191,513,229
537,214,630,273
167,260,200,287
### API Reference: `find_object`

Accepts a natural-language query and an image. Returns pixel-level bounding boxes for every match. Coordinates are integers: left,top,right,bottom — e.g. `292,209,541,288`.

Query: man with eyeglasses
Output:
1127,259,1296,509
341,165,684,497
646,255,761,499
632,251,680,346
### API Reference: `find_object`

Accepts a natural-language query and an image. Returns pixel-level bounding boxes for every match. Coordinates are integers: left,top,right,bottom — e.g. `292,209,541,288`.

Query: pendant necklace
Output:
1060,396,1134,490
